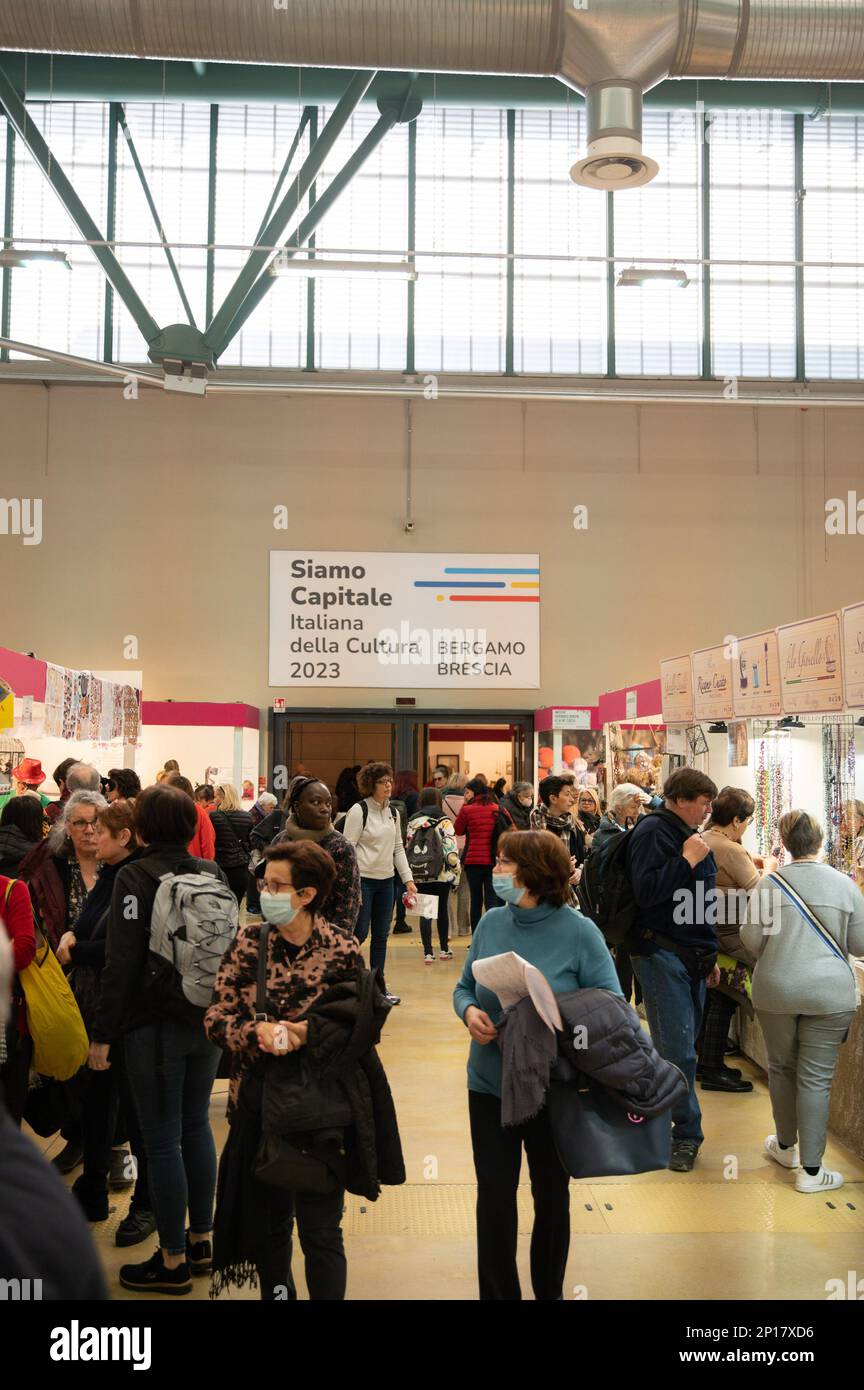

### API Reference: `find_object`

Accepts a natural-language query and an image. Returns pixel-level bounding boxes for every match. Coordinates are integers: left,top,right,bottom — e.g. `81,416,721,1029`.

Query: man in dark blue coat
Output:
627,767,720,1172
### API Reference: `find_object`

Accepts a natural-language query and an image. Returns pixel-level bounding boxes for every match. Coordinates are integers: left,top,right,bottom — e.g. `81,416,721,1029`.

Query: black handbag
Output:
68,964,100,1035
251,924,350,1195
547,1076,673,1179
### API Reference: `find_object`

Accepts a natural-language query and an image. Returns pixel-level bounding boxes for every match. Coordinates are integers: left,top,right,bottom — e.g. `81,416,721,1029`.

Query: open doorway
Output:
423,724,520,786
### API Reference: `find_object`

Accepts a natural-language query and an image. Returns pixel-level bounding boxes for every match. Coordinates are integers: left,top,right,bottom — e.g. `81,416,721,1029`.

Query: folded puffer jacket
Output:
555,988,688,1118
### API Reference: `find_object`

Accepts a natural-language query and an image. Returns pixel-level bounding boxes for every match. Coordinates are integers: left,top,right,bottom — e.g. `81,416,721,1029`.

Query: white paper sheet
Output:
471,951,563,1032
415,892,439,920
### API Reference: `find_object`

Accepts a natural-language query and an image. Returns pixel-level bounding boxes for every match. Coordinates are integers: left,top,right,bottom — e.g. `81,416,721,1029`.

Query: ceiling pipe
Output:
2,3,864,186
4,55,864,115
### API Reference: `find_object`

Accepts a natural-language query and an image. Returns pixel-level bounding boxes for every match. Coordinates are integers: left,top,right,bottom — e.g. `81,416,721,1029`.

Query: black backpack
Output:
577,830,639,948
406,815,446,882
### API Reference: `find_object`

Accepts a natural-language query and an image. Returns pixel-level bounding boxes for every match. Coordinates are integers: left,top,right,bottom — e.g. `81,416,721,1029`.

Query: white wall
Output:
427,737,513,781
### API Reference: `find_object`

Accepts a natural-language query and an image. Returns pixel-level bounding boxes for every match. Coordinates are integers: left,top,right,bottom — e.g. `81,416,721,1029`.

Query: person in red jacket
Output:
0,873,37,1124
166,774,216,860
454,779,505,933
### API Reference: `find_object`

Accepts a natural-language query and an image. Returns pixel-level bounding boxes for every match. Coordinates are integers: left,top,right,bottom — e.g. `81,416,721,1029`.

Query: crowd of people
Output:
0,747,862,1302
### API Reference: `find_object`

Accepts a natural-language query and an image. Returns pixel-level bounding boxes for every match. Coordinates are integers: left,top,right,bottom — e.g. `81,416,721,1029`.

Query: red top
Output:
188,802,216,861
0,875,37,1035
453,800,500,866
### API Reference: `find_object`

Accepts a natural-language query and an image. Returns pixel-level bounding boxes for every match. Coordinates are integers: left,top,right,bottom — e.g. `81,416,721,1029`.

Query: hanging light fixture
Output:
268,256,417,281
0,246,71,269
616,265,690,289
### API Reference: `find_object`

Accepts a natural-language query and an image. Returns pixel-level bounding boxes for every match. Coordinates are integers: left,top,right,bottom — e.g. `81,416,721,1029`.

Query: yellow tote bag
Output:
20,929,90,1081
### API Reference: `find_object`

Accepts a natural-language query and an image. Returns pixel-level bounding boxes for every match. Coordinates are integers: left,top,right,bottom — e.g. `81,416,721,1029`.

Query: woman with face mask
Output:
454,829,622,1302
206,840,403,1300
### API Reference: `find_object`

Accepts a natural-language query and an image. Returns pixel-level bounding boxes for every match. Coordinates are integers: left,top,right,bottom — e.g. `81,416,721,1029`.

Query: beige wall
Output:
2,383,863,711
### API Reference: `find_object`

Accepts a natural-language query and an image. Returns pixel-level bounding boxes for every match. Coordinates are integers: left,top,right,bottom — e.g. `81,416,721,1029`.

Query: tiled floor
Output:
31,933,864,1301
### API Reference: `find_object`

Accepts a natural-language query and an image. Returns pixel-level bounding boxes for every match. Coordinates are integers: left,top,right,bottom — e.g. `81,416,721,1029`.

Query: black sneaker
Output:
700,1068,753,1093
392,924,412,934
669,1140,700,1172
115,1207,157,1248
119,1249,192,1295
52,1140,83,1175
186,1231,213,1277
109,1146,135,1190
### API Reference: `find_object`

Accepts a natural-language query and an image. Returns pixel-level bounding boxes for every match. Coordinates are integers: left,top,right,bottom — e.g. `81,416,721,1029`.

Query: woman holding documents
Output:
453,830,621,1301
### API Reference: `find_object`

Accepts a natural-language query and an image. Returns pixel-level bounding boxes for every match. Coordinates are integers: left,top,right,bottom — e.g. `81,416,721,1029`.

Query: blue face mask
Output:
492,872,525,906
259,891,302,928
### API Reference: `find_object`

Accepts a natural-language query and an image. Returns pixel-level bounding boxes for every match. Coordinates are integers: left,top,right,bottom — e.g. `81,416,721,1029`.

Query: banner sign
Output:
777,612,844,713
269,552,540,689
660,655,694,725
692,644,734,721
841,602,864,709
731,630,783,718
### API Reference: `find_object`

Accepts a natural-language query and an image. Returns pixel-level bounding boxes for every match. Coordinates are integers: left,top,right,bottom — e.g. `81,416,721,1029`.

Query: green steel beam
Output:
204,70,375,357
305,107,318,373
0,62,160,346
701,107,712,380
103,102,120,362
254,105,312,248
206,104,218,325
7,56,864,115
116,103,197,327
606,192,616,379
405,116,416,376
794,113,806,382
216,103,406,357
1,122,14,362
505,109,516,376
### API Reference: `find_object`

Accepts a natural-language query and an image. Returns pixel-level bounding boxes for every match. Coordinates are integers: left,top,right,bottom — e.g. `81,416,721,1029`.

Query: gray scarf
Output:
496,996,559,1127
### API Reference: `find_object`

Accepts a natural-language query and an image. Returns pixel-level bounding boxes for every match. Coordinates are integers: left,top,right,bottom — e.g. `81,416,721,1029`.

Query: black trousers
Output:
465,865,501,932
0,1025,32,1126
468,1090,570,1301
255,1184,347,1301
697,987,738,1070
417,881,451,954
78,1041,149,1208
224,865,248,907
612,944,643,1008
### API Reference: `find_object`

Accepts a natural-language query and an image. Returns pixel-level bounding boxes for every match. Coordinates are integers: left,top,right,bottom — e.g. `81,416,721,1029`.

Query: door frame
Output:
267,708,535,788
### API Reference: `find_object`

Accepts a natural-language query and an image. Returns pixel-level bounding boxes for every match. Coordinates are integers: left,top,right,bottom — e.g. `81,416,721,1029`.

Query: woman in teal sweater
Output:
453,829,622,1301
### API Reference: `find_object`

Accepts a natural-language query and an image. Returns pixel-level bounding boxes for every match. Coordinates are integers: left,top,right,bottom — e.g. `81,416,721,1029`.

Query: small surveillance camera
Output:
404,520,415,533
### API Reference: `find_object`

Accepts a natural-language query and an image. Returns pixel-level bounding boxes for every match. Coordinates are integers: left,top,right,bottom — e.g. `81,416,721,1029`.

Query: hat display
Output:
14,756,46,786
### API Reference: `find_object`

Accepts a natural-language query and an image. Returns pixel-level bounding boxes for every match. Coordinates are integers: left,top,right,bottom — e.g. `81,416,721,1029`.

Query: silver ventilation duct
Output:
2,1,864,189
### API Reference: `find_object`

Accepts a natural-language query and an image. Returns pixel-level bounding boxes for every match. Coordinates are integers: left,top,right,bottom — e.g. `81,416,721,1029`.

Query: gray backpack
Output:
143,861,240,1014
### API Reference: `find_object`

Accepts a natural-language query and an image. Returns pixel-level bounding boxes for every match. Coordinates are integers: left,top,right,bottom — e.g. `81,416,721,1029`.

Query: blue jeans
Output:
355,876,396,976
124,1018,222,1255
631,949,706,1145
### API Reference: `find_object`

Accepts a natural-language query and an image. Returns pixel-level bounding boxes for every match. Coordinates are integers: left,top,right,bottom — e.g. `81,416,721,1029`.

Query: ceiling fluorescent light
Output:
267,256,417,281
0,246,71,270
616,265,690,289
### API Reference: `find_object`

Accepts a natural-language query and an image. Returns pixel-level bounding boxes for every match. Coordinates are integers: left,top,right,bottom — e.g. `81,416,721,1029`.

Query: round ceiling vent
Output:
570,151,659,190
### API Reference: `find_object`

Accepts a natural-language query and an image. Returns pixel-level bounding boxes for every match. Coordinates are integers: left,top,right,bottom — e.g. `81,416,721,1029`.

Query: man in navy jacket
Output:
627,767,720,1172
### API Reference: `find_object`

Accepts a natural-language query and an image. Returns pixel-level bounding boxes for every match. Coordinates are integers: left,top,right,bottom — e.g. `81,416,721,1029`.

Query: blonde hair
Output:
216,783,241,812
446,771,469,791
577,786,601,816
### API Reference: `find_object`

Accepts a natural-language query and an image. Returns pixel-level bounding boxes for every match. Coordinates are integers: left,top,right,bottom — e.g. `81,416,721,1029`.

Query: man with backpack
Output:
89,783,239,1294
626,768,720,1174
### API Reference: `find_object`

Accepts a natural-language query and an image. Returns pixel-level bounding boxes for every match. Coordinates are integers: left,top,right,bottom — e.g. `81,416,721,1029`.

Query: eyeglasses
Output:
71,819,97,830
262,881,295,896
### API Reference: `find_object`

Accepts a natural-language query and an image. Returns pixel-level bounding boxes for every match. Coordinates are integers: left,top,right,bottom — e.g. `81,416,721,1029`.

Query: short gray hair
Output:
258,792,278,807
446,771,469,791
610,783,647,815
511,781,533,798
48,788,108,851
66,763,101,793
779,809,823,860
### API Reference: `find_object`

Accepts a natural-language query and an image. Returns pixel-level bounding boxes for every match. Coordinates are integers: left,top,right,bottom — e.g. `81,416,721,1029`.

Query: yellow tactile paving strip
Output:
340,1181,863,1237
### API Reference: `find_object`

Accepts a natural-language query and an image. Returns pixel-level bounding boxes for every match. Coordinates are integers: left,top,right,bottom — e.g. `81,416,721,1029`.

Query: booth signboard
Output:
841,602,864,708
731,629,783,718
625,690,638,720
692,644,734,721
551,708,591,730
660,655,694,724
777,612,844,713
269,552,540,689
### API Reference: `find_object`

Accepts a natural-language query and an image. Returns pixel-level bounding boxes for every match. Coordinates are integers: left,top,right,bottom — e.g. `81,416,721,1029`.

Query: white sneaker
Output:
423,954,435,965
795,1167,844,1194
764,1134,799,1169
438,949,453,960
